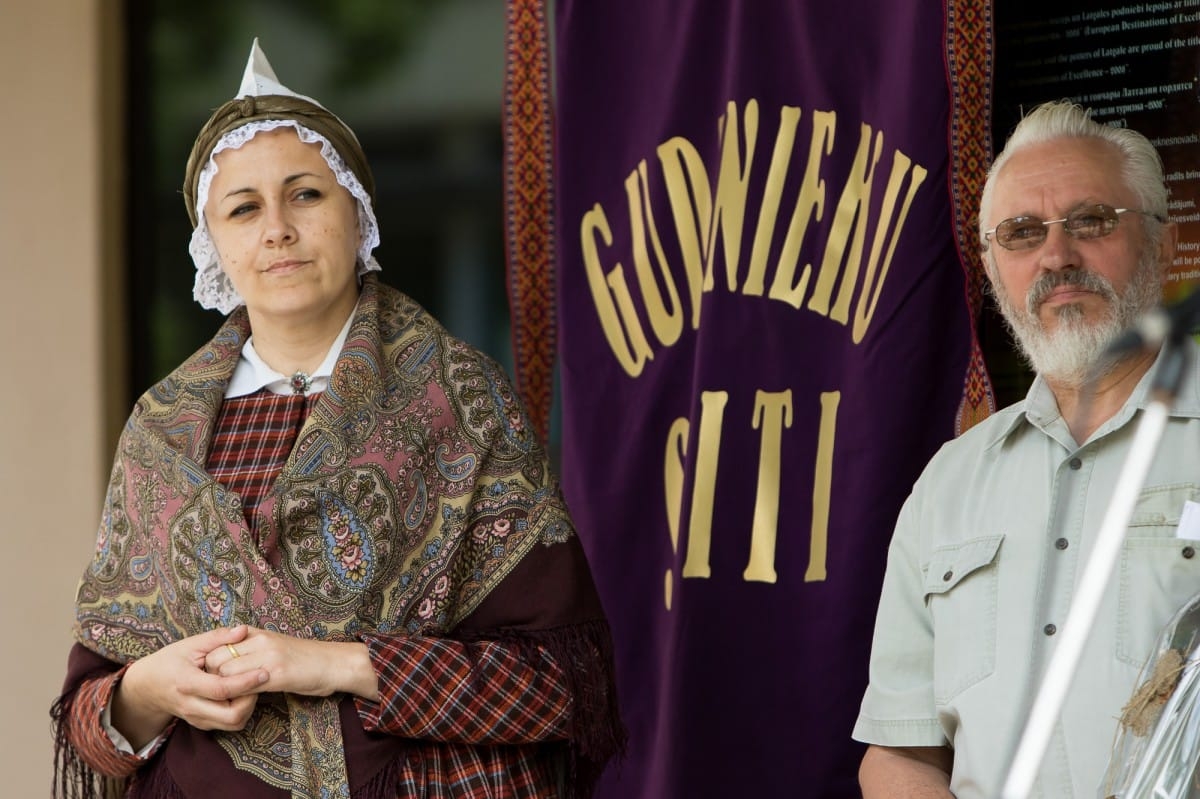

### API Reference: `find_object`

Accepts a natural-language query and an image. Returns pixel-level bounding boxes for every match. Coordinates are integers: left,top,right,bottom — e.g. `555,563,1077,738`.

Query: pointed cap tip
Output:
234,37,322,107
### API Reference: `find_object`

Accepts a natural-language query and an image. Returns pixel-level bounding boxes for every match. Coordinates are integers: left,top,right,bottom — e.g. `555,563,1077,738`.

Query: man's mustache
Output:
1025,268,1117,314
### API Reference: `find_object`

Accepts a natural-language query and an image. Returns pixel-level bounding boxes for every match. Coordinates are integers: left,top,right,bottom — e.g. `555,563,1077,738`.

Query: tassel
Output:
50,694,129,799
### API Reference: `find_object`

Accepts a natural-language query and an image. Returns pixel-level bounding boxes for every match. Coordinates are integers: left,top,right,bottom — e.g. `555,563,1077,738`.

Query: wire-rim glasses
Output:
983,203,1164,251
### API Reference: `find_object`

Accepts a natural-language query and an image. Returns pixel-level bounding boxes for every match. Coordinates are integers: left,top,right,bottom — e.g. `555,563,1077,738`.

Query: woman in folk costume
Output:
52,39,624,799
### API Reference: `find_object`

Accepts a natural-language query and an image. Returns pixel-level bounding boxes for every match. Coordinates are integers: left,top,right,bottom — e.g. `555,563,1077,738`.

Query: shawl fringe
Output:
351,748,416,799
125,760,186,799
50,693,130,799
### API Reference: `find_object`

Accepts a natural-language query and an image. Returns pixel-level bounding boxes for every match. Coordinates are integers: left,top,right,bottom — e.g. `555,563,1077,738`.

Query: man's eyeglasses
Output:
983,203,1164,251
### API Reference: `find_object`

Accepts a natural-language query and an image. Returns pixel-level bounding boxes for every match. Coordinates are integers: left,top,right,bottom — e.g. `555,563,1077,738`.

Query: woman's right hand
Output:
110,625,267,750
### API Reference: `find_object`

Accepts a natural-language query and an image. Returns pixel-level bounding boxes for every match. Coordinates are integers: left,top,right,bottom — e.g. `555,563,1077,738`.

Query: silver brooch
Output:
290,371,311,395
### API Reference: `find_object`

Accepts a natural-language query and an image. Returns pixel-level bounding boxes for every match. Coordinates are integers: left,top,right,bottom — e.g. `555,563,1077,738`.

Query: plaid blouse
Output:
58,389,584,798
206,390,319,542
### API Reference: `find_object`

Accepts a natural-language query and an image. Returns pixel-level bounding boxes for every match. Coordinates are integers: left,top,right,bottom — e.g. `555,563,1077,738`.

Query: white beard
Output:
991,254,1163,387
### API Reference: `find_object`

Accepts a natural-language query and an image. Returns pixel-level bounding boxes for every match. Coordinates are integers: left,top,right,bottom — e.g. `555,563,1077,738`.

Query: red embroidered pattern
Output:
503,0,556,445
946,0,997,434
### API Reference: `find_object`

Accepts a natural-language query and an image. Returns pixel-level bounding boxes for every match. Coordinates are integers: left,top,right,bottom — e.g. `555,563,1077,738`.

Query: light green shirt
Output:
854,343,1200,798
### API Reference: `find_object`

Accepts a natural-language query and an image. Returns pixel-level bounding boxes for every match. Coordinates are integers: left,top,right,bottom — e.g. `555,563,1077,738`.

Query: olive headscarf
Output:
182,39,381,314
183,93,376,229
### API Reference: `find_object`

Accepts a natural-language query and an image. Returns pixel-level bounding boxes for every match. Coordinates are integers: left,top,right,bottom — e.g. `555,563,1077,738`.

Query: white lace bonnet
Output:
184,39,381,314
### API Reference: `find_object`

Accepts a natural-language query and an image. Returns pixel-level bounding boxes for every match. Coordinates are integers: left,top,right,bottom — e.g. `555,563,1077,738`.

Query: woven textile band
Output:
503,0,556,444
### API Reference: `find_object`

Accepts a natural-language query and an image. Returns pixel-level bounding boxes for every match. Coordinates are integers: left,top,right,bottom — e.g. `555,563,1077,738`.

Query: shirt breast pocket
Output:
924,534,1004,703
1117,483,1200,667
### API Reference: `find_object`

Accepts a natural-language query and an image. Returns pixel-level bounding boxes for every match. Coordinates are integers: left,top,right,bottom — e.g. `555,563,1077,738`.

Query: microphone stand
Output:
999,335,1191,799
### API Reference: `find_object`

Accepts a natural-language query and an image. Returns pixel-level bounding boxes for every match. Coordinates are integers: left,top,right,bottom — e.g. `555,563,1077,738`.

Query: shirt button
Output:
1044,624,1057,636
943,570,954,581
1068,457,1082,470
1055,538,1069,550
1184,546,1196,560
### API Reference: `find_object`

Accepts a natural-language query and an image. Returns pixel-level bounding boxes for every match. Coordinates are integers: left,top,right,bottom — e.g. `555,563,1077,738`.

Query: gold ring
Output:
226,643,240,659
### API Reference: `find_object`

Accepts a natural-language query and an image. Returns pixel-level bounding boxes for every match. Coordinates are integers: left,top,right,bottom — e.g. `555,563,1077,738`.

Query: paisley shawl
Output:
72,275,575,799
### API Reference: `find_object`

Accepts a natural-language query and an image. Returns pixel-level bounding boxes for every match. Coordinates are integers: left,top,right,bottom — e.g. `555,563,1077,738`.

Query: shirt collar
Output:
225,310,356,398
1129,336,1200,417
984,337,1200,450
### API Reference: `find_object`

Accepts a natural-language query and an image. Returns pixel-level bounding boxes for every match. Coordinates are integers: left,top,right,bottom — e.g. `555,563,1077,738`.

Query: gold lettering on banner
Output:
807,127,927,342
581,204,654,376
708,100,759,293
661,387,841,602
681,391,728,579
582,100,919,598
657,136,711,329
744,106,801,297
579,100,930,367
628,162,684,347
853,154,927,343
743,390,793,583
663,418,689,610
766,110,836,308
805,391,840,582
806,123,884,320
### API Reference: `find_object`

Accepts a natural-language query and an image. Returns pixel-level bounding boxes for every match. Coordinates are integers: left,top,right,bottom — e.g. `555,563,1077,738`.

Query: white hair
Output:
978,101,1168,250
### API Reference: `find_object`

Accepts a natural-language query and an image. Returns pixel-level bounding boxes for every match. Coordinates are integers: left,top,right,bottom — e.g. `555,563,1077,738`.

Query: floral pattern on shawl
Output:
70,276,579,798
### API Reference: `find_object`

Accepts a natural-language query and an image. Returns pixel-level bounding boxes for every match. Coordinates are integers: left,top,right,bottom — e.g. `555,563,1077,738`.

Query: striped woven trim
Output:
946,0,998,434
503,0,556,444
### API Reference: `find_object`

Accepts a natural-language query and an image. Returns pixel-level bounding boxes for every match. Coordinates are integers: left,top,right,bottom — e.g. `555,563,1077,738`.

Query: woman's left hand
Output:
204,627,380,701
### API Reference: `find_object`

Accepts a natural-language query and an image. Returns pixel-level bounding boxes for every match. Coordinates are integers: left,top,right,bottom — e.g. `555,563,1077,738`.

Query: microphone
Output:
1104,289,1200,357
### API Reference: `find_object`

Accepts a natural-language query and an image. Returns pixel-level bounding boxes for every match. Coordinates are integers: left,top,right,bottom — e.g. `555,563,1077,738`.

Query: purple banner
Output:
553,2,985,795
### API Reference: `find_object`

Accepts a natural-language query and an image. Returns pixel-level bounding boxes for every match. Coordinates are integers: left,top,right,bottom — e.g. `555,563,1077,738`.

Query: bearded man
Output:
851,100,1200,798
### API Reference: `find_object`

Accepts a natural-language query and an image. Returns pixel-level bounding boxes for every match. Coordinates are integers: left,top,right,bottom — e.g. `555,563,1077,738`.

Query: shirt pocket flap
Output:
1128,483,1200,528
924,534,1005,597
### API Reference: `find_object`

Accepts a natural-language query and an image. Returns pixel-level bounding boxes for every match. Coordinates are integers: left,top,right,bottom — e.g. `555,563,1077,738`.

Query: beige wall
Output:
0,1,122,794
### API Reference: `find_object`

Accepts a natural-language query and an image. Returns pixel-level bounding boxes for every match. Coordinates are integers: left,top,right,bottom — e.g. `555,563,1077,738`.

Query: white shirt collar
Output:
225,311,356,398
